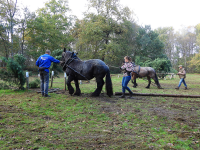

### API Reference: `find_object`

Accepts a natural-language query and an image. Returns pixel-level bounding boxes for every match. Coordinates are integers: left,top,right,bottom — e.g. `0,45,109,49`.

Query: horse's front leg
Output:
145,76,151,88
67,75,74,95
74,78,81,96
92,77,104,97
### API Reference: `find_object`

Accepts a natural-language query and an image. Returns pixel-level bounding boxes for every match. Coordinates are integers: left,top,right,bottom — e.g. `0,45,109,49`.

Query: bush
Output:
143,58,171,78
50,49,63,78
14,54,26,69
0,83,9,90
0,56,26,90
29,78,40,88
144,58,171,72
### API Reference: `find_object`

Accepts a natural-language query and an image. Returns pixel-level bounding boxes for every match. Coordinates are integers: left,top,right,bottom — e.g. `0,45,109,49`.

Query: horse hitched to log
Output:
61,48,113,97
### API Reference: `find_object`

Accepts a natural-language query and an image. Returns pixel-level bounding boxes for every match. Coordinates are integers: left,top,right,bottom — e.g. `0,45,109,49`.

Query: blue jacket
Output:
36,54,60,73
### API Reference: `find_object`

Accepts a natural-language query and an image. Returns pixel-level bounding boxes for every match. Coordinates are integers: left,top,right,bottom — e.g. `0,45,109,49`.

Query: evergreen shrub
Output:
0,56,26,90
29,78,40,88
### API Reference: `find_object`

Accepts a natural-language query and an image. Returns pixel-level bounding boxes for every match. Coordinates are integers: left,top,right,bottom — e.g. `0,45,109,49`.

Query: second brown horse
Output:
131,66,162,89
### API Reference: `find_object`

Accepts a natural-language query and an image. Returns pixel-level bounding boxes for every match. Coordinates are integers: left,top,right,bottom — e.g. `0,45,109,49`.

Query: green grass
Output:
0,74,200,149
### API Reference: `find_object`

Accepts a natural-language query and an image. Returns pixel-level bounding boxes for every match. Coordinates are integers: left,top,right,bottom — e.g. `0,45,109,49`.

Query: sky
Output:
17,0,200,31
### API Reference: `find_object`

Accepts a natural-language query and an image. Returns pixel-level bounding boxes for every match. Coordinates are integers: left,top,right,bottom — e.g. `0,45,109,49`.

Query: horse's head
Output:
61,48,79,68
61,48,74,62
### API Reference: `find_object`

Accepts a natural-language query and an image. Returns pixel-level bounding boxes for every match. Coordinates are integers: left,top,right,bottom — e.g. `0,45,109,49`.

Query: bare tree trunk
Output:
21,22,25,55
7,0,18,58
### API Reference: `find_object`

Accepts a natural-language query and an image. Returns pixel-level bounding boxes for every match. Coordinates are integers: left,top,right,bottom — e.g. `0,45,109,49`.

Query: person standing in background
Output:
175,65,187,90
36,50,62,97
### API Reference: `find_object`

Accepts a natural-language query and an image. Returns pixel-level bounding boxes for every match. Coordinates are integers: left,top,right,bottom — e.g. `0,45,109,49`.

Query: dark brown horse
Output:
131,66,162,89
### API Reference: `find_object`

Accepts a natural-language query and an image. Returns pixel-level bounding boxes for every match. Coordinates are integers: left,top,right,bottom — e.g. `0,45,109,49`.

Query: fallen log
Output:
115,92,200,98
37,88,60,93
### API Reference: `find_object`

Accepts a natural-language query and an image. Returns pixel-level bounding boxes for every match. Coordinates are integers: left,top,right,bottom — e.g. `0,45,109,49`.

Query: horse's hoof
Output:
145,87,149,89
68,89,74,95
91,93,99,97
74,92,81,96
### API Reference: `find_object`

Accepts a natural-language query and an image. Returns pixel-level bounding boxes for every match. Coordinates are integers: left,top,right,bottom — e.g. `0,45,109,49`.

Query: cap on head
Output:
178,65,182,67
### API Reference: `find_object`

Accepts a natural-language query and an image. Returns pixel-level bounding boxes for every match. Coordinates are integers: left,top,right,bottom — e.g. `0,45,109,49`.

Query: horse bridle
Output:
62,52,89,80
62,53,75,69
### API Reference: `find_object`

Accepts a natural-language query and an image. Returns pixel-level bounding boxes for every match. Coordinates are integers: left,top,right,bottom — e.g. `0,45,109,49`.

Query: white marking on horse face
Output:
62,52,66,61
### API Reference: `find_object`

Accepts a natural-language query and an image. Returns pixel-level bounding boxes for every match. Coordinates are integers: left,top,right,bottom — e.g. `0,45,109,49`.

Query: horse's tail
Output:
105,70,113,97
154,71,161,88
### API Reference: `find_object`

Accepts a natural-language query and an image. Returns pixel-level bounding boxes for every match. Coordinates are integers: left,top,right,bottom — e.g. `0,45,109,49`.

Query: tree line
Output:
0,0,200,73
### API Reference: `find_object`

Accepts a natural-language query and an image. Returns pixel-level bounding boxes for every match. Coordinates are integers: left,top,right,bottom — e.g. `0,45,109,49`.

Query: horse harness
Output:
132,65,141,76
62,52,89,81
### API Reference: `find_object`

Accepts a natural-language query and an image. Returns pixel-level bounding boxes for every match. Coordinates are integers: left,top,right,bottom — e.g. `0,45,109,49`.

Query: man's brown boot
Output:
175,87,179,90
185,87,187,90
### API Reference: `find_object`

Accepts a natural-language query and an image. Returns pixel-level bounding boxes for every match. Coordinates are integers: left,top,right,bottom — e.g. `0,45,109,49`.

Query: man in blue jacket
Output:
36,50,61,97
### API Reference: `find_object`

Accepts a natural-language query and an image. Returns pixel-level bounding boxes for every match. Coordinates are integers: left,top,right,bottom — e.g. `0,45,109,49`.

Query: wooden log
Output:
115,92,200,98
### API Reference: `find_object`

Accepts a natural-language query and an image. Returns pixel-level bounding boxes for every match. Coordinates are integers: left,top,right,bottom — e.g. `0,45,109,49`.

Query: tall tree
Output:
0,0,18,58
175,27,197,69
73,0,133,62
155,27,175,61
25,0,74,60
195,23,200,51
0,24,10,58
135,25,165,62
16,7,34,55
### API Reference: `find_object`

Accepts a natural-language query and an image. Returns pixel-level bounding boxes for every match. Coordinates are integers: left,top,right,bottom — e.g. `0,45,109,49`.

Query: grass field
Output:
0,74,200,149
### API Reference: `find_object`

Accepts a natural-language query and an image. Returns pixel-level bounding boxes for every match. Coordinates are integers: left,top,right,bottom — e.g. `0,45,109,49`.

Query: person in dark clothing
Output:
119,56,134,98
36,50,62,97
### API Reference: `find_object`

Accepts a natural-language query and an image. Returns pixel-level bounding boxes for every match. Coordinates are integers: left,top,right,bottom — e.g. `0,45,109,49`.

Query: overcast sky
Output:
18,0,200,31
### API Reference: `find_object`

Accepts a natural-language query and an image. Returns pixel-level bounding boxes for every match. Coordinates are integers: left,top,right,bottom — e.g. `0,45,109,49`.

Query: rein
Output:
62,53,74,69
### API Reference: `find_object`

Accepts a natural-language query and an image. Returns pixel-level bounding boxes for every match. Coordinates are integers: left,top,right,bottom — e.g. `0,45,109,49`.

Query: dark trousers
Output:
40,71,49,95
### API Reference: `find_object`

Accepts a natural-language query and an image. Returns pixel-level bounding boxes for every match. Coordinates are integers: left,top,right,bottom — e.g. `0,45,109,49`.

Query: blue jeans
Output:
122,76,131,93
40,71,49,95
178,78,187,87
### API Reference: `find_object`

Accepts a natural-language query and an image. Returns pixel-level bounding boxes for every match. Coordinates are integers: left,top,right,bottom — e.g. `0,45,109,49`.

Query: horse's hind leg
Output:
67,75,74,95
151,74,162,89
145,76,151,88
92,77,104,97
74,78,81,96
